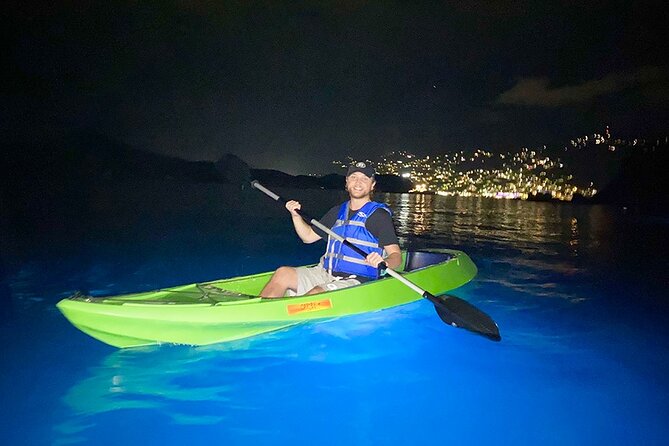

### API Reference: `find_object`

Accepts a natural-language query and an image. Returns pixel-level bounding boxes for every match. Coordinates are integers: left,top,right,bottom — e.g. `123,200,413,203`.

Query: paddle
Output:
251,180,501,342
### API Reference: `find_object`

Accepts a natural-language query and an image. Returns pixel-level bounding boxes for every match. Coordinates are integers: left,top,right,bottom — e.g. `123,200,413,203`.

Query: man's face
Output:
346,172,375,199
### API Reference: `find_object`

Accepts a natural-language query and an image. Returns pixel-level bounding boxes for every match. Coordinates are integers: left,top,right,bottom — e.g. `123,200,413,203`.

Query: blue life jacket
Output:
321,201,392,279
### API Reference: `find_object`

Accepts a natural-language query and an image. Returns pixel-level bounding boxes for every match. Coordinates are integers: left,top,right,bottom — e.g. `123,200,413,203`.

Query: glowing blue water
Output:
1,193,667,445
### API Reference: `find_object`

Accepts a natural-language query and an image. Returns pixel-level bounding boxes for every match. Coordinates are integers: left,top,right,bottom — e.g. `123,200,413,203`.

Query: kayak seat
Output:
405,251,454,272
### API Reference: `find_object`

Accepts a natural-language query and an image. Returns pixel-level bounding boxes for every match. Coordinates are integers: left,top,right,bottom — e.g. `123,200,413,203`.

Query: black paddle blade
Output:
432,294,501,342
214,153,252,188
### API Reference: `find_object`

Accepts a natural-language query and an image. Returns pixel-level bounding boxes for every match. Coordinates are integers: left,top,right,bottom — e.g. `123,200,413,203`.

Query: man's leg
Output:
260,266,298,298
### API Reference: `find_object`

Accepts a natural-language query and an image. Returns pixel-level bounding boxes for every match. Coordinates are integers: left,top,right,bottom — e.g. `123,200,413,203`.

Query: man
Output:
260,162,402,297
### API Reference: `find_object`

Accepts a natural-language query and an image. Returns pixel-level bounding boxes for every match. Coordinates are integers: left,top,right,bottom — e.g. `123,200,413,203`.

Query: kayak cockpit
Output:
64,250,460,305
403,251,455,272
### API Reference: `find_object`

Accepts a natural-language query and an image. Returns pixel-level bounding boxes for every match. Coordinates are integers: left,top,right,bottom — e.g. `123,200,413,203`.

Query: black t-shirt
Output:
317,202,399,247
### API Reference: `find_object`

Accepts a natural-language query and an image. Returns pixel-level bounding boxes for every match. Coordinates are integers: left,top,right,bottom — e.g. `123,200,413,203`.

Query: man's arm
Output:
364,207,402,270
382,244,402,269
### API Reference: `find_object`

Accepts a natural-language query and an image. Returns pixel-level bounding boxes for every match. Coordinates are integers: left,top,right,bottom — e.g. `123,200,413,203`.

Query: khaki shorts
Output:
288,265,362,296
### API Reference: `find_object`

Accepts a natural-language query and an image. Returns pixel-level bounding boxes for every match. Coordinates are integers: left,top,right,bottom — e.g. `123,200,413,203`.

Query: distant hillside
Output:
557,143,628,190
590,146,668,215
2,131,412,195
5,131,222,185
250,169,412,192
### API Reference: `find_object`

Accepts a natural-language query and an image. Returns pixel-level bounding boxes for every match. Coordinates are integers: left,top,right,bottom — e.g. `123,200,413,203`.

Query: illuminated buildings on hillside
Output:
333,127,667,201
336,147,598,201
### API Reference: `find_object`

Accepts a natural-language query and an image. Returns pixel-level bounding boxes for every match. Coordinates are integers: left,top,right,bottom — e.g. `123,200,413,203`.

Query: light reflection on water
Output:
385,193,614,259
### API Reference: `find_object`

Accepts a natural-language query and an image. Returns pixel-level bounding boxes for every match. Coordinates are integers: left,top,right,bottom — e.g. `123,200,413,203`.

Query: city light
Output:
334,128,663,201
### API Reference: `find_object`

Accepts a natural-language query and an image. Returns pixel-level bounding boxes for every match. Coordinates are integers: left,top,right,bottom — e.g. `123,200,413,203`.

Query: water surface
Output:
1,189,667,445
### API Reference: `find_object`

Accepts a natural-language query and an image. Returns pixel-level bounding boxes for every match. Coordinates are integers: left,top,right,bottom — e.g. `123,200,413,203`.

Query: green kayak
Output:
56,249,477,348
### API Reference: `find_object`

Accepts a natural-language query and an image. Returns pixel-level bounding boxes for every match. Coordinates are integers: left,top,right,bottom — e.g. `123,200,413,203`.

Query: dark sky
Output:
6,1,668,174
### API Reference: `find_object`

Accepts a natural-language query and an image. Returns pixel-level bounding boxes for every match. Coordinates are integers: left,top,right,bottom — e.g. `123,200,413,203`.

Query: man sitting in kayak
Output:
260,162,402,297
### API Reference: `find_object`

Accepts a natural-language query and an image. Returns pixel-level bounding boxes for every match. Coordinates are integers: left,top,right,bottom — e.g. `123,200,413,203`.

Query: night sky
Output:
6,1,668,174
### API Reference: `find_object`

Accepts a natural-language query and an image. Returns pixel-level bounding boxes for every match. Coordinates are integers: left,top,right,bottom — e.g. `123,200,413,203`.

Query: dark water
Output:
1,187,668,445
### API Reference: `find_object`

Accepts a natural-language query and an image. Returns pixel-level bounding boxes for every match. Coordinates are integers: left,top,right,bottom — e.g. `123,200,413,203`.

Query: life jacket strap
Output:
322,253,369,266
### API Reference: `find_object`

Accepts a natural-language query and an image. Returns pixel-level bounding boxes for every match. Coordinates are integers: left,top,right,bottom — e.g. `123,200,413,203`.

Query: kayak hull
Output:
56,249,477,348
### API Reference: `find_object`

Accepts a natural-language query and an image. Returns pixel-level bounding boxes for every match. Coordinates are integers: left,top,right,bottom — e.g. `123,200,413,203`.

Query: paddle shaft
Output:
251,180,431,298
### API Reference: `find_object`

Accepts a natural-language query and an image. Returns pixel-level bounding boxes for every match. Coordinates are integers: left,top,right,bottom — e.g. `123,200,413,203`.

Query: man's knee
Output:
273,266,296,286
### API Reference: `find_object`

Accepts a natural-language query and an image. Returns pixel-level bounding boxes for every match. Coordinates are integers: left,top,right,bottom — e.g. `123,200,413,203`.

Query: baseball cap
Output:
346,161,375,178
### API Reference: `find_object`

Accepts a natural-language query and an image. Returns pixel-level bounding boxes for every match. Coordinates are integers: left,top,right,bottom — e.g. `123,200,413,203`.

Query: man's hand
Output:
365,252,385,268
285,200,302,217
